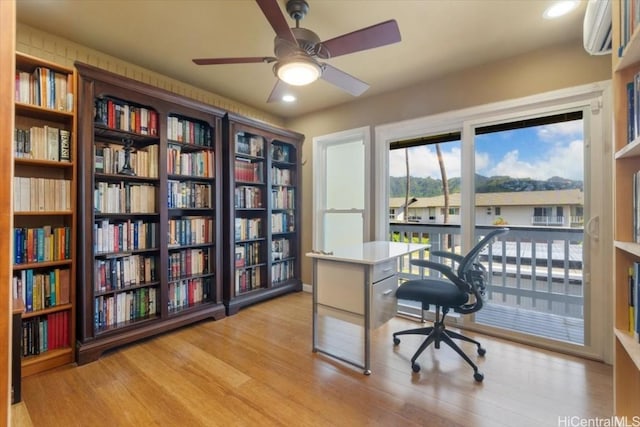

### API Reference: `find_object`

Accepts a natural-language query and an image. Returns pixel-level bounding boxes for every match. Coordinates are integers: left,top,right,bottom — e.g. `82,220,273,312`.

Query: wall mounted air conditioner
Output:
583,0,611,55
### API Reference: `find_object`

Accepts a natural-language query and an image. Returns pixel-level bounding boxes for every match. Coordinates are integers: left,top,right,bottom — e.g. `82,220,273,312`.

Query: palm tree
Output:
436,144,449,223
436,144,451,250
404,147,410,222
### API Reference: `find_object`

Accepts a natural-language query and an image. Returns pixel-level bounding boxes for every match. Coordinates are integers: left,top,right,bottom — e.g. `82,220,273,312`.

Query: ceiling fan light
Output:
276,58,321,86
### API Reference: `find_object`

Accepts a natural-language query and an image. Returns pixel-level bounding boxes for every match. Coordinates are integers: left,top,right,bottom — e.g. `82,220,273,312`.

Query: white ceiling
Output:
16,0,588,119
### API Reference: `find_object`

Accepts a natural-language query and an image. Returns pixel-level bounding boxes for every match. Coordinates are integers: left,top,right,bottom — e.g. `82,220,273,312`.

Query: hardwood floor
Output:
17,292,612,426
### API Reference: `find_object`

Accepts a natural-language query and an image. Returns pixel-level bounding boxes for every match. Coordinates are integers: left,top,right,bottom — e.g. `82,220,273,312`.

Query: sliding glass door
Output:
376,83,611,360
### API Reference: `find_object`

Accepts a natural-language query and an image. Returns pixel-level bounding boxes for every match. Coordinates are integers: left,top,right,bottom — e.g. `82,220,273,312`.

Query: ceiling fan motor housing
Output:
275,27,321,56
286,0,309,21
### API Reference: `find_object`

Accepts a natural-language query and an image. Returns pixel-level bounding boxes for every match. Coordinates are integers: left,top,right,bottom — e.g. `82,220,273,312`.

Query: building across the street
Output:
389,189,583,227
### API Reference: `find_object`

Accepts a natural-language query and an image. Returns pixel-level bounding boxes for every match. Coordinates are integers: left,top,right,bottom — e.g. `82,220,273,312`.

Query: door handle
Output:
585,215,599,241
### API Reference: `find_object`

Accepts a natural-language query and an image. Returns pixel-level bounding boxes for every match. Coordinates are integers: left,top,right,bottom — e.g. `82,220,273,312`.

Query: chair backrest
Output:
455,228,509,314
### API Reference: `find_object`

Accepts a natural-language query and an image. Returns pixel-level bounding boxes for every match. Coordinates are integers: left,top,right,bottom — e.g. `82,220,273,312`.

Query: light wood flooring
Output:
15,292,612,426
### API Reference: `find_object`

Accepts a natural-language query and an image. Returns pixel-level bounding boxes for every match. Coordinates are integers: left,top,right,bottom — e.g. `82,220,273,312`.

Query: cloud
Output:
537,120,583,142
389,144,462,178
481,138,584,180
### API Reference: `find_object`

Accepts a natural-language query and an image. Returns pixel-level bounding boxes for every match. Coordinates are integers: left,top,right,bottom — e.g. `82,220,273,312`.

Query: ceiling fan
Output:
192,0,401,103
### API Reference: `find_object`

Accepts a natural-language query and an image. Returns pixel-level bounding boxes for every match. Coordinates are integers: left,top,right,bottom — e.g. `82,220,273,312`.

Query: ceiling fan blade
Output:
321,19,401,59
192,57,274,65
255,0,297,45
267,79,292,103
321,64,369,97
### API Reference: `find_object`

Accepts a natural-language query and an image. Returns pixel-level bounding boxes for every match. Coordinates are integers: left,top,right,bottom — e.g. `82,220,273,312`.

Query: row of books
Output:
15,66,73,112
235,132,264,157
95,144,159,178
167,115,213,146
167,277,210,312
628,263,640,342
14,126,71,162
94,181,156,214
13,226,71,265
93,219,158,254
272,260,295,284
13,177,71,212
633,171,640,243
13,268,71,312
167,146,214,177
272,238,291,261
234,158,264,183
235,241,262,268
168,248,210,281
94,287,157,330
167,180,212,209
271,187,295,210
235,185,263,209
235,266,262,294
271,166,294,186
270,143,292,163
22,311,70,357
94,255,157,292
168,217,213,246
94,96,159,136
234,217,263,241
619,0,640,57
272,212,295,234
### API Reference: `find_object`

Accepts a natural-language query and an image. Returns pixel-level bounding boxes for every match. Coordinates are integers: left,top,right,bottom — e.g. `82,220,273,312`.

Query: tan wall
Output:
285,41,611,286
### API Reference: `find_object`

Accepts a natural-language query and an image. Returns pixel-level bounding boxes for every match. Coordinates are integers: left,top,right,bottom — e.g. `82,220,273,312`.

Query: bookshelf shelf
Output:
75,62,226,364
615,137,640,159
13,52,78,377
613,0,640,417
615,328,640,371
21,347,74,377
222,113,303,315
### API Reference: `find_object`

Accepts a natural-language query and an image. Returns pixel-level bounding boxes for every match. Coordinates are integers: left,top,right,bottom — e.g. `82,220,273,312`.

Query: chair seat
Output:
395,278,469,307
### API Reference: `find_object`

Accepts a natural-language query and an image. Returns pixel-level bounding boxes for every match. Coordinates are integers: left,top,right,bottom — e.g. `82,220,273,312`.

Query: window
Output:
534,206,552,217
441,207,459,215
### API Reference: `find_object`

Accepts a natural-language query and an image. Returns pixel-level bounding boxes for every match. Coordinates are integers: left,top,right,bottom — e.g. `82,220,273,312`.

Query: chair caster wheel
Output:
412,362,421,373
477,347,486,356
474,372,484,382
393,337,400,345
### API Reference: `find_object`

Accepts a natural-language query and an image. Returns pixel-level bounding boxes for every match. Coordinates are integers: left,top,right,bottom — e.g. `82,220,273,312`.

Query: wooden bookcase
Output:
222,113,303,315
75,62,226,364
612,0,640,416
13,52,77,376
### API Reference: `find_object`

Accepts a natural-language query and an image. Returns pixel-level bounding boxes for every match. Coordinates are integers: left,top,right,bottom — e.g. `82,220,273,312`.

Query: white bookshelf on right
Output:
612,0,640,416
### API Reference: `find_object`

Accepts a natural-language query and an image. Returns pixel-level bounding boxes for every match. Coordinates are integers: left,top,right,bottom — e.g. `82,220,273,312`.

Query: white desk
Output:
307,241,428,374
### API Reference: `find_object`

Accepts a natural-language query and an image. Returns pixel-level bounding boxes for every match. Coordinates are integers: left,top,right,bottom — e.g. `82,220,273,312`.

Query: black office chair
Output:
393,228,509,382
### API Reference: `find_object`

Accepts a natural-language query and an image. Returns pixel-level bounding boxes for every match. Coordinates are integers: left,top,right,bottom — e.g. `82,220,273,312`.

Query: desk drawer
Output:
372,259,396,283
371,275,398,329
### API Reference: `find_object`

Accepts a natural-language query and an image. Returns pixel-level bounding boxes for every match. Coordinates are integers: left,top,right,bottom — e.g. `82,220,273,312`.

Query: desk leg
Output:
311,259,318,353
363,268,371,375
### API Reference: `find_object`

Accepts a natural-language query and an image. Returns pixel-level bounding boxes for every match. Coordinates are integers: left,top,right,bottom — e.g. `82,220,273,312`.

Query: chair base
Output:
393,311,486,382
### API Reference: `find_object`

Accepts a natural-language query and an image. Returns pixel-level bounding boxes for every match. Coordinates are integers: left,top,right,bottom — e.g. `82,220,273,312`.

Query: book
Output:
59,129,71,162
45,125,60,161
58,268,70,304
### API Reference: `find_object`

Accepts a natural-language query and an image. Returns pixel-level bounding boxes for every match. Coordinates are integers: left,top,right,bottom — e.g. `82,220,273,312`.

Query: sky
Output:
389,119,584,181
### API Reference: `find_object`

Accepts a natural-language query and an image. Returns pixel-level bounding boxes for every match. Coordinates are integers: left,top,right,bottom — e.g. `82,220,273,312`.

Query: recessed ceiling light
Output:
282,94,296,103
543,0,579,19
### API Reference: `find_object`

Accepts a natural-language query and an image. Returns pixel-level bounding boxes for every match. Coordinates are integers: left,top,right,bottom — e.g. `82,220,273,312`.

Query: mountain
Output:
389,174,583,197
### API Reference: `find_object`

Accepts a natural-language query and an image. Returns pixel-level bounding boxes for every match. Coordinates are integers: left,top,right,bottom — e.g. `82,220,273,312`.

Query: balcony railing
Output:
531,215,564,226
389,222,584,344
